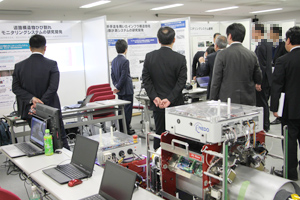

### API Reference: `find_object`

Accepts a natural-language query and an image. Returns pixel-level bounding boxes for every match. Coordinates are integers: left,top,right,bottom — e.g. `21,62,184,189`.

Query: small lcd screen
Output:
30,116,46,147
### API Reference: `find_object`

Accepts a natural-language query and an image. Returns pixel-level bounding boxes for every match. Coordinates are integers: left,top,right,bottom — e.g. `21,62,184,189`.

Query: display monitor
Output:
35,103,62,150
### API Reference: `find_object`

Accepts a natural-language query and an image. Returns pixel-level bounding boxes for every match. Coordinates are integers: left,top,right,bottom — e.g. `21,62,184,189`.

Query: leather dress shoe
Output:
270,118,281,125
128,129,136,135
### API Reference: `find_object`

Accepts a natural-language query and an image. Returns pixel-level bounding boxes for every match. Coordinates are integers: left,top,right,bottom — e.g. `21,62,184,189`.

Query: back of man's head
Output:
213,33,221,40
29,34,46,49
115,39,128,53
215,35,228,49
226,23,246,43
286,26,300,45
157,26,175,45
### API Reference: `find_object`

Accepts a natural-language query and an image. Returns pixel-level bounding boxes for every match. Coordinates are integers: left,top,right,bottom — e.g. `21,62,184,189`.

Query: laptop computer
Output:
42,135,99,184
80,160,137,200
66,94,94,109
196,76,210,88
1,116,46,158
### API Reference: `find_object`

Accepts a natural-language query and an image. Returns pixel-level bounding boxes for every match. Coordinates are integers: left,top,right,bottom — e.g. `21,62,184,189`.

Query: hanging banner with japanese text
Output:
107,22,160,38
0,23,73,40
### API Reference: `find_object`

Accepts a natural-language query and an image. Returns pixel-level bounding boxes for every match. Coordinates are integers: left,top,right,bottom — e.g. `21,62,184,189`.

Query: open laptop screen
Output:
196,76,209,88
71,135,99,176
30,116,46,148
99,160,137,200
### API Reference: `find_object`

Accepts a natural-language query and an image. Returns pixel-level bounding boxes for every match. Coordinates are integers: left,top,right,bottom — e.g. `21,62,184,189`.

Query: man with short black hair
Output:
210,23,262,106
208,32,221,48
271,26,300,181
111,39,134,135
12,34,69,149
142,27,187,150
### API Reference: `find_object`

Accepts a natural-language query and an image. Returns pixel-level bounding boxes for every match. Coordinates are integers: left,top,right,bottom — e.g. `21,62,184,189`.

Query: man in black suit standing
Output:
210,23,262,106
12,34,69,149
270,26,300,181
270,24,288,125
142,27,187,150
111,39,134,135
252,23,273,132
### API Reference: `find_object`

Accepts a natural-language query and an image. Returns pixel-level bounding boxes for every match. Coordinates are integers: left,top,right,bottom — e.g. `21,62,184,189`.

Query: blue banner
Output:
107,39,119,46
0,43,29,50
127,38,158,45
161,21,186,29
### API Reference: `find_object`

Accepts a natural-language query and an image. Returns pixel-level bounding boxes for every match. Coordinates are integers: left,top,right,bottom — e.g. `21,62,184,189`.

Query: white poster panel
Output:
0,21,85,115
0,43,31,109
161,18,191,81
127,38,159,93
107,22,160,38
82,16,109,89
0,23,73,40
190,22,220,54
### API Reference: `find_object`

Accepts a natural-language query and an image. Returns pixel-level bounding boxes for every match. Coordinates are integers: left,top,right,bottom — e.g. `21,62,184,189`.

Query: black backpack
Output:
0,118,12,146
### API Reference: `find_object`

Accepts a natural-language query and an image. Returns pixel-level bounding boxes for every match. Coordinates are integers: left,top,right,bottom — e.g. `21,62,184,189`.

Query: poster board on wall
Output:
106,21,160,106
161,17,191,82
0,21,85,116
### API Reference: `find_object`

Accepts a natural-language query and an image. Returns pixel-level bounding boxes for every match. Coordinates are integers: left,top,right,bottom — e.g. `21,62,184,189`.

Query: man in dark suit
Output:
191,50,204,81
252,23,273,132
210,23,262,106
200,35,227,99
142,26,187,150
111,39,134,135
12,34,69,149
270,24,289,125
270,26,300,181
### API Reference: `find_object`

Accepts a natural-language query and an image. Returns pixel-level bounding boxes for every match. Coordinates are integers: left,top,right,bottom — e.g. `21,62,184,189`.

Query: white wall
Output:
82,16,110,89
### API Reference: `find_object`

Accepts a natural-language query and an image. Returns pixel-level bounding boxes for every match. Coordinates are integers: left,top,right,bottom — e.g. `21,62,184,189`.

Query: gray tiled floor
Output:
0,112,299,199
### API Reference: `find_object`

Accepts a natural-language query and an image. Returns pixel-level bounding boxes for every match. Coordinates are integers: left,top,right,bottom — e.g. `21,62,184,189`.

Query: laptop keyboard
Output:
81,194,106,200
15,143,43,156
56,164,87,179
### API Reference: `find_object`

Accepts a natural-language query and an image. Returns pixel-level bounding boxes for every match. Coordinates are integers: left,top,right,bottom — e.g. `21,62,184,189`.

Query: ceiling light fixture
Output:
205,6,238,13
151,4,184,11
250,8,282,14
80,1,111,9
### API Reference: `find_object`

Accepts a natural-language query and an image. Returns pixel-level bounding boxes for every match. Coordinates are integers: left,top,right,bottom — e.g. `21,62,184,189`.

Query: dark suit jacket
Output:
12,54,61,120
111,54,133,96
142,47,187,111
270,48,300,119
273,41,288,65
210,43,262,106
191,51,205,78
255,40,273,87
203,50,220,98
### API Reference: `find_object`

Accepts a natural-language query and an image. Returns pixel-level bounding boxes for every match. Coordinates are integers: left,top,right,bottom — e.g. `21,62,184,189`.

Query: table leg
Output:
120,105,128,135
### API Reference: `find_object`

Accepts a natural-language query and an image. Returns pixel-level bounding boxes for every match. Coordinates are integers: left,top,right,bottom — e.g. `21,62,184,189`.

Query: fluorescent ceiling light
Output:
250,8,282,14
151,4,184,11
80,1,111,8
0,0,3,2
205,6,238,13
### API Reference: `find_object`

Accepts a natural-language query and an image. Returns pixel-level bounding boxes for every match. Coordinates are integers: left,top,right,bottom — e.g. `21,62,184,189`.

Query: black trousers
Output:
153,110,166,150
286,119,300,176
118,94,133,133
256,79,270,131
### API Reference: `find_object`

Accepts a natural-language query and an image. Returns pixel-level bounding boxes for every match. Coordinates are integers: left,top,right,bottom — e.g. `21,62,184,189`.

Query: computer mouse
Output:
68,179,82,187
